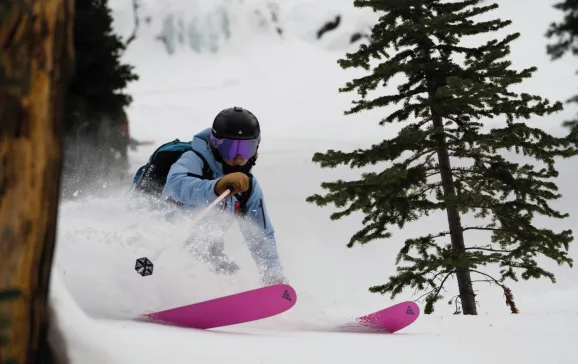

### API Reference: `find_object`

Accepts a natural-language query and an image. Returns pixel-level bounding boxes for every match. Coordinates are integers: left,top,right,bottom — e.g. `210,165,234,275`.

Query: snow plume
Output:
53,191,269,320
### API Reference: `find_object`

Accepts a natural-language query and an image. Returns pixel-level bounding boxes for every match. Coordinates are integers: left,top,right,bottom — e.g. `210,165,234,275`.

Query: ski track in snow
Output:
50,0,578,362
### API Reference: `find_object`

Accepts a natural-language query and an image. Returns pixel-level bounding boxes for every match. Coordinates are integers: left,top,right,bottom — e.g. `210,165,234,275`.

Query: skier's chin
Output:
222,163,251,175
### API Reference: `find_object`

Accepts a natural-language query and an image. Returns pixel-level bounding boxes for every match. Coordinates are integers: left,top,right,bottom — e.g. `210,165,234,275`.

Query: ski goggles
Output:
209,134,260,160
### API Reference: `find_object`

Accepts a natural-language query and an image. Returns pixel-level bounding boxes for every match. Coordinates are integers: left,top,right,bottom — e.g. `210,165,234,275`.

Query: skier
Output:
160,106,288,287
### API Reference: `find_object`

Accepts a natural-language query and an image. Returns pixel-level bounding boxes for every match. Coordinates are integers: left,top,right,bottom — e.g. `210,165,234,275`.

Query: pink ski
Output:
140,284,296,329
355,301,420,333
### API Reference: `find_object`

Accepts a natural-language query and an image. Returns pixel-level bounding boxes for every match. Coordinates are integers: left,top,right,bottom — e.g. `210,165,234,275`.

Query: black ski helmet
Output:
211,106,260,140
209,106,261,175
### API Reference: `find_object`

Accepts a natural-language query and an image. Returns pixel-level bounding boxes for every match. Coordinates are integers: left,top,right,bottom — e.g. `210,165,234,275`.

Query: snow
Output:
49,0,578,362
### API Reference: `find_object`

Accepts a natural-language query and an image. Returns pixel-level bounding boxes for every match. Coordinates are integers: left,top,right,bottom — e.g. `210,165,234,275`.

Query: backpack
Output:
133,138,213,198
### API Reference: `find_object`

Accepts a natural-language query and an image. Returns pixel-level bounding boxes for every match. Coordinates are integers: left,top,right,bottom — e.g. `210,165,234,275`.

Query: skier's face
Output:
223,154,248,166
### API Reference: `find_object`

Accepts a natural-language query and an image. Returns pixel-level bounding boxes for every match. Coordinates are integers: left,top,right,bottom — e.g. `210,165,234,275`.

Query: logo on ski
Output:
135,257,154,277
405,305,415,315
282,289,292,301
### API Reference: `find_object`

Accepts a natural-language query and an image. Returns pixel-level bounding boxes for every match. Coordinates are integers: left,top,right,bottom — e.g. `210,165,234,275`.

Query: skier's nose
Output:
233,154,246,165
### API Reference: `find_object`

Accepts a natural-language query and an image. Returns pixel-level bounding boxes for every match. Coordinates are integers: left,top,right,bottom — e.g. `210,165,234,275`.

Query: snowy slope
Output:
51,0,578,363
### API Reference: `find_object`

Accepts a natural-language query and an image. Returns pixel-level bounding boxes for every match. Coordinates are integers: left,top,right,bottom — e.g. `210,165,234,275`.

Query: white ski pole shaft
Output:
193,189,230,223
151,189,231,261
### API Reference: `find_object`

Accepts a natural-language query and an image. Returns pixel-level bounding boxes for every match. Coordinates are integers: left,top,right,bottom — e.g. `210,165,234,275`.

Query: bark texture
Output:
0,0,75,362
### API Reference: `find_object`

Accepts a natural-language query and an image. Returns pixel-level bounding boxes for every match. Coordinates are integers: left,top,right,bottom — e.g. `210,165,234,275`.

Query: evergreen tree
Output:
546,0,578,131
62,0,139,196
65,0,139,133
306,0,578,315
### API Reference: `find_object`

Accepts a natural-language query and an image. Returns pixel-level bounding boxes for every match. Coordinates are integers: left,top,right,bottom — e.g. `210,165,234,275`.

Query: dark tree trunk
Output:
420,32,477,314
0,0,75,362
431,112,478,315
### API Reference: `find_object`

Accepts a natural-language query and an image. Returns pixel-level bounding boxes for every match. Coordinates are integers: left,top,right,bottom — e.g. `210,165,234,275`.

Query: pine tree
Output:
65,0,139,132
306,0,578,315
62,0,139,196
546,0,578,131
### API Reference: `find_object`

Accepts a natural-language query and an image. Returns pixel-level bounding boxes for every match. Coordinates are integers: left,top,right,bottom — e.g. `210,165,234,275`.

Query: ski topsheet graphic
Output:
140,284,297,329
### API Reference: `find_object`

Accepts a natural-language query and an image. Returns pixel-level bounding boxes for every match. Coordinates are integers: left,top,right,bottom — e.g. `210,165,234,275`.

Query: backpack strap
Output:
186,150,214,180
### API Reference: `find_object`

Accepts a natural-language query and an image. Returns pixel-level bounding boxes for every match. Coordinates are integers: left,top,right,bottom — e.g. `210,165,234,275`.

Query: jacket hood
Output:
191,128,224,177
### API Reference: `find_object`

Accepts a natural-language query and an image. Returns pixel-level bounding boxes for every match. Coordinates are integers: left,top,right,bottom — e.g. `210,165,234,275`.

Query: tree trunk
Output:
420,36,477,314
431,113,478,315
0,0,75,363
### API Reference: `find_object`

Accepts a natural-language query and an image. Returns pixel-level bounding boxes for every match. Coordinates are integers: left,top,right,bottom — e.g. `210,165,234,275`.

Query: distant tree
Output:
546,0,578,131
306,0,578,315
62,0,139,195
66,0,138,133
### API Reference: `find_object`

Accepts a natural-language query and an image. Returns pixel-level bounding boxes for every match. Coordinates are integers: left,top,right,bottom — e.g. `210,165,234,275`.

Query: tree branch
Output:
430,271,455,302
469,269,503,286
464,246,514,253
125,0,140,47
471,279,496,285
414,270,453,302
425,226,513,241
405,150,437,168
462,226,516,235
470,269,519,314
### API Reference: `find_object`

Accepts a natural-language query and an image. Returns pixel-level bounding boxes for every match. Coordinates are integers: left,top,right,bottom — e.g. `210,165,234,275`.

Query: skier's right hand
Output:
215,172,250,196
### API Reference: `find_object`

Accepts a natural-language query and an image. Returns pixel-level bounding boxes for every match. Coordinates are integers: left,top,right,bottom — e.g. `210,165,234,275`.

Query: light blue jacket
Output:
161,128,283,277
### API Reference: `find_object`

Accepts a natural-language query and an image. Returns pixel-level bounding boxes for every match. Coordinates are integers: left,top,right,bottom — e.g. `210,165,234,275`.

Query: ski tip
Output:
356,300,420,333
269,284,297,305
400,301,420,316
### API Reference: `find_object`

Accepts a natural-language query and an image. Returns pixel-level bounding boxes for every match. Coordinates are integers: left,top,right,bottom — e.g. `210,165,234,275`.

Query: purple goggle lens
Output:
210,135,259,160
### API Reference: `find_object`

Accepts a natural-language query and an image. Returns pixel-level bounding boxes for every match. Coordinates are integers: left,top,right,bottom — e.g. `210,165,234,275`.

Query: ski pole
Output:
147,189,232,262
192,189,231,223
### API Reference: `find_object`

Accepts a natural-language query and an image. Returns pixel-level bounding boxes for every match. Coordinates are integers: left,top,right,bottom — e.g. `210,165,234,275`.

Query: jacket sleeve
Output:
237,177,284,276
161,151,219,206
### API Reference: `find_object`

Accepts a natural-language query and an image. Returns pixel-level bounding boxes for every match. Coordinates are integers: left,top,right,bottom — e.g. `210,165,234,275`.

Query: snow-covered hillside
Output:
108,0,378,55
50,0,578,362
